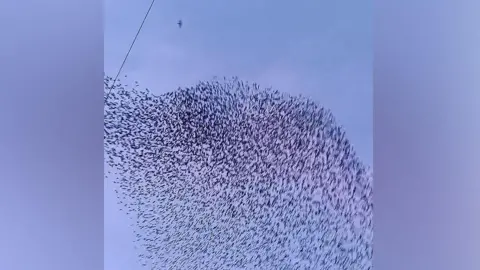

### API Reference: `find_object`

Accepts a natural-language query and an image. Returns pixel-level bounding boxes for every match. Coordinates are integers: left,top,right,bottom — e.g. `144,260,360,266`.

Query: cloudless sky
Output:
104,0,371,269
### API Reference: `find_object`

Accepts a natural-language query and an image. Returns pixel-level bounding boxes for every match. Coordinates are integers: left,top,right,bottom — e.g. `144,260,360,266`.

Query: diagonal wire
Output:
104,0,156,103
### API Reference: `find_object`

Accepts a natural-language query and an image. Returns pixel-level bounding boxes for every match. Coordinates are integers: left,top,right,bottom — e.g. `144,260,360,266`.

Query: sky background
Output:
104,0,371,269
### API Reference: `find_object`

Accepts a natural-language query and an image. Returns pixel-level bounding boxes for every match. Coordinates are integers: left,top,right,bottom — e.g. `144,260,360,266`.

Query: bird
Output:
177,20,183,28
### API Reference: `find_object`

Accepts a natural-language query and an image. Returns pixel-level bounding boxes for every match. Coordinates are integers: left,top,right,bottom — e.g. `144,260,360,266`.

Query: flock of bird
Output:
104,76,373,270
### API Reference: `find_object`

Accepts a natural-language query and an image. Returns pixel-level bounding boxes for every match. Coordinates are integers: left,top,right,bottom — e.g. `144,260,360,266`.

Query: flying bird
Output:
177,20,183,28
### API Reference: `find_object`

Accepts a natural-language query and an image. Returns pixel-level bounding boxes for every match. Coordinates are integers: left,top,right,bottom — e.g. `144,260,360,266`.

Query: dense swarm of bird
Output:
104,76,373,270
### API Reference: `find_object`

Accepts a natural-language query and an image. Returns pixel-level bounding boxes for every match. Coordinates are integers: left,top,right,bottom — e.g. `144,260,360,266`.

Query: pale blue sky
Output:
104,0,371,269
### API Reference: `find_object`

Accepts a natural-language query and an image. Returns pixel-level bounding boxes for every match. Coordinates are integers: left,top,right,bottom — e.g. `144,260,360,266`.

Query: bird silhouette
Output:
177,20,183,28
